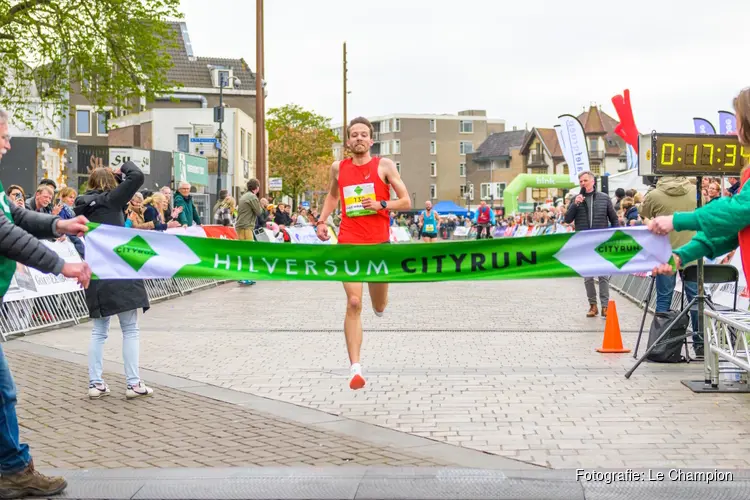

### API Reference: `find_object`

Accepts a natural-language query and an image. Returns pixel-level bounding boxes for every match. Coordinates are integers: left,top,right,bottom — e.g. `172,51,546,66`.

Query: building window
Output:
589,137,598,151
495,183,506,199
430,184,437,199
430,162,437,177
393,139,400,154
459,162,466,177
430,140,436,155
394,118,400,132
459,184,467,197
396,162,401,174
480,183,490,200
96,111,109,135
381,141,391,155
460,141,473,155
76,109,91,135
429,119,436,133
177,134,189,153
240,129,247,158
218,70,230,87
459,120,473,133
381,119,390,134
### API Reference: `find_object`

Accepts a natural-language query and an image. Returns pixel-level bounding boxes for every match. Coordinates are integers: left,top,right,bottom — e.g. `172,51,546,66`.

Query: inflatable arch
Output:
501,174,576,215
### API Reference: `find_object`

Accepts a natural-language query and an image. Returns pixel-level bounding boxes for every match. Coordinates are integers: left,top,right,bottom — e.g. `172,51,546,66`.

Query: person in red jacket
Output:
316,117,412,390
650,87,750,287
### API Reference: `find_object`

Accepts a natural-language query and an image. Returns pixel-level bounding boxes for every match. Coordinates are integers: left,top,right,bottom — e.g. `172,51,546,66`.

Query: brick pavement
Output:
9,350,447,469
21,278,750,469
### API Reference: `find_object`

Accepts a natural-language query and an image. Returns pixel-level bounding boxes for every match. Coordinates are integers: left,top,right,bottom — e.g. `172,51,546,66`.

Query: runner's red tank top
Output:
337,156,390,244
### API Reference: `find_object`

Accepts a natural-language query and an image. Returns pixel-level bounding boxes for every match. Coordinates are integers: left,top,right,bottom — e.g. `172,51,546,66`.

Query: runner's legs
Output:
368,282,389,316
342,282,364,364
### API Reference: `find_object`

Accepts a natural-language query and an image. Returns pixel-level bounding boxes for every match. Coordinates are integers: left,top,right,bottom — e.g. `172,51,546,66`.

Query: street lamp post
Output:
215,75,241,197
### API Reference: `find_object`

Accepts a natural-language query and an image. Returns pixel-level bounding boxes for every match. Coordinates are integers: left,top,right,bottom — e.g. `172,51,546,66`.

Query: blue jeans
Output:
88,309,141,386
0,344,31,474
655,274,702,346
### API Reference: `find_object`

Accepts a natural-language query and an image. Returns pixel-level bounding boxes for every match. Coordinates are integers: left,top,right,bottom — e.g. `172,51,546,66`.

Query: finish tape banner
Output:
83,224,672,282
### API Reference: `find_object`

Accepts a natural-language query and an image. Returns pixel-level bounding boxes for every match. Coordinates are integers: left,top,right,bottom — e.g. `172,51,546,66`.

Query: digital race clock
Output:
648,133,749,176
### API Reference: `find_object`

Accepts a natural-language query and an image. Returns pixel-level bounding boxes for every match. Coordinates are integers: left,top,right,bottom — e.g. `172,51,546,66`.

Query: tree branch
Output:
7,0,52,17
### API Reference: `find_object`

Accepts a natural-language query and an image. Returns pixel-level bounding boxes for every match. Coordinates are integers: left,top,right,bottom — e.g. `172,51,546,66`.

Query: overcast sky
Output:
178,0,749,133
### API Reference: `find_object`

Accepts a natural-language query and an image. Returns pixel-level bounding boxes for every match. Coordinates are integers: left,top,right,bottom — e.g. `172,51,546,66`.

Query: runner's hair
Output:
347,117,373,137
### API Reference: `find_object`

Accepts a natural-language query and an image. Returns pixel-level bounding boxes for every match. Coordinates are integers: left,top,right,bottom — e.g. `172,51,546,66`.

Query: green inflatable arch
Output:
501,174,576,215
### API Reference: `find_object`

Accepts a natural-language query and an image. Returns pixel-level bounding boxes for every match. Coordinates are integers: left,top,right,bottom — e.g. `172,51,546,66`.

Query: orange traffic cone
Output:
596,300,630,353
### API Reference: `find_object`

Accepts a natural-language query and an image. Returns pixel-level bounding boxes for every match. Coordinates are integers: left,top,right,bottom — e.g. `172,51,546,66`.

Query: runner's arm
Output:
317,162,340,224
381,158,412,211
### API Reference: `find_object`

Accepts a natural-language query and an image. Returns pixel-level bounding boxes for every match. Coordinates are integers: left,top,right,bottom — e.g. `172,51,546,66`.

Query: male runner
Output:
418,201,440,242
473,200,495,239
316,117,412,390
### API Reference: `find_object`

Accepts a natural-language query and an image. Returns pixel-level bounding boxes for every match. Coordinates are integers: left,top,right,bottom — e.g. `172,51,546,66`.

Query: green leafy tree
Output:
267,104,338,211
0,0,183,131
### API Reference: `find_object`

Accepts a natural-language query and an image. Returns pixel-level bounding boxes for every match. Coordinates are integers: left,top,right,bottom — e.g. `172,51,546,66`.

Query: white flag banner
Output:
626,144,638,170
554,124,576,183
558,114,591,182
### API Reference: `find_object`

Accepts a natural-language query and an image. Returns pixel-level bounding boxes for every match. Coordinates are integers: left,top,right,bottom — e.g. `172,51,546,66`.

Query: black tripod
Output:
625,273,711,378
626,174,708,380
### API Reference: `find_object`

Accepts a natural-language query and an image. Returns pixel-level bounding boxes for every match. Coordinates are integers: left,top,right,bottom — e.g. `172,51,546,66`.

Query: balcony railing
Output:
527,152,546,167
590,149,605,160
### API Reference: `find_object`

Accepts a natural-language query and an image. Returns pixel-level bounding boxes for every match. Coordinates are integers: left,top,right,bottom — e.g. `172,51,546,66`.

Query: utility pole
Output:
255,0,266,198
343,42,347,142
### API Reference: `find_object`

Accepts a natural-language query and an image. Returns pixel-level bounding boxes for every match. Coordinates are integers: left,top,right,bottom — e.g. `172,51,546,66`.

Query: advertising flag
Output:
554,125,576,183
557,115,590,181
718,110,737,135
693,117,716,135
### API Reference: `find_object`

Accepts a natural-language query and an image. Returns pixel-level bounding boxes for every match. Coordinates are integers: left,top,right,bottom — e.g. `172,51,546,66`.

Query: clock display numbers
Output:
651,133,747,175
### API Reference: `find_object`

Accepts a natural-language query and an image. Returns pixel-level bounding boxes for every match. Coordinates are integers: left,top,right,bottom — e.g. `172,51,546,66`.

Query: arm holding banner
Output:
653,232,739,276
0,208,91,287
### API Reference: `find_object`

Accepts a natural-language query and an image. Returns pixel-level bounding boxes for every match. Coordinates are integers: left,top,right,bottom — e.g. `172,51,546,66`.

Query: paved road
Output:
18,278,750,469
8,348,455,469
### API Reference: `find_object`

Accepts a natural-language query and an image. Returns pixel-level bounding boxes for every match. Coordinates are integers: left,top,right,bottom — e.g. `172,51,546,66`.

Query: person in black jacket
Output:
0,109,91,498
564,171,618,318
74,162,154,400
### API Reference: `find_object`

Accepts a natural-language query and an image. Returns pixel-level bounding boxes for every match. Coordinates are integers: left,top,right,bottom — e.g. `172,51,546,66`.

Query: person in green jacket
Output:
173,181,202,227
649,87,750,281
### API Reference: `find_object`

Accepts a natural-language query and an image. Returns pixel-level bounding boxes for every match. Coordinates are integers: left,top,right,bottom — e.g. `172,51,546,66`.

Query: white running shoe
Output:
373,307,385,317
126,381,154,399
88,382,110,399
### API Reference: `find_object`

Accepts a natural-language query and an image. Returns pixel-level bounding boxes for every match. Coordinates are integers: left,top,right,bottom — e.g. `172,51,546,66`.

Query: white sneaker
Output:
373,307,385,317
126,381,154,399
88,382,110,399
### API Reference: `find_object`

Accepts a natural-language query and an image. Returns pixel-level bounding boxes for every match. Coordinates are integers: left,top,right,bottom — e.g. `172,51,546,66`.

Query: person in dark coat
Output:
74,161,154,400
564,171,618,318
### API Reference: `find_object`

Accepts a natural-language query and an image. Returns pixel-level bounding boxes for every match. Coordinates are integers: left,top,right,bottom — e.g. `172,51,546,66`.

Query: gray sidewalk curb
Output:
33,467,750,500
6,340,540,471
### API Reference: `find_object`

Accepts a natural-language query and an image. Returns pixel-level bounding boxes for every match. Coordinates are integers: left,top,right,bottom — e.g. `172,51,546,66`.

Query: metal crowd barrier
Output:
704,309,750,386
609,273,687,312
0,279,226,341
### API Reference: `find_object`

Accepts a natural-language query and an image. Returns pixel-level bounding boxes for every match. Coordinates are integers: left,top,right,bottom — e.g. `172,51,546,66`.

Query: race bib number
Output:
343,183,376,217
425,224,435,232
